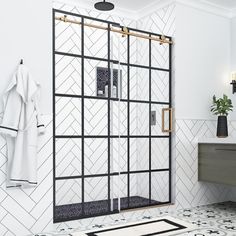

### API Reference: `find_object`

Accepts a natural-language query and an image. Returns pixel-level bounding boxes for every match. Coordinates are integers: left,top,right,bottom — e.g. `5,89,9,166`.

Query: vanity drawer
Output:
198,143,236,186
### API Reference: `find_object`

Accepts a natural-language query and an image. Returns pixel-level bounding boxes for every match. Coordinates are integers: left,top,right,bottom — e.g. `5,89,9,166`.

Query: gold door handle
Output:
162,108,173,133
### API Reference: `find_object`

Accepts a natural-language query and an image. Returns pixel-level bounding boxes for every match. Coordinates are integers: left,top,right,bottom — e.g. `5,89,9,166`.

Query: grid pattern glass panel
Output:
151,171,169,203
151,104,170,136
53,9,172,222
151,40,169,69
130,67,149,101
55,138,82,177
55,13,81,55
55,55,82,95
151,70,169,103
84,177,108,202
130,138,149,171
151,138,169,170
84,19,108,59
84,138,108,175
130,103,149,136
111,138,127,173
55,97,81,136
84,99,107,135
111,101,127,136
56,179,82,205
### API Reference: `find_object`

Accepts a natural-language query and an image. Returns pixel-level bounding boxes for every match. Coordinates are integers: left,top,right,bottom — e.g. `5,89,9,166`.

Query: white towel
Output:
0,64,45,188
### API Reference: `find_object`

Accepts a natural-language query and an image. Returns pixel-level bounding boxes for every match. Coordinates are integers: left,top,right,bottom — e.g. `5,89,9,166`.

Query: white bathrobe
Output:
0,65,45,188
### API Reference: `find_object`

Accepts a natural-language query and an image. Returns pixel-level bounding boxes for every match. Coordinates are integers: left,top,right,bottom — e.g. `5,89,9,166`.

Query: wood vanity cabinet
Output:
198,143,236,186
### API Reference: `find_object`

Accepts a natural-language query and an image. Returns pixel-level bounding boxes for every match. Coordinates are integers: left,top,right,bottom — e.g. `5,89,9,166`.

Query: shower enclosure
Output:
53,9,173,223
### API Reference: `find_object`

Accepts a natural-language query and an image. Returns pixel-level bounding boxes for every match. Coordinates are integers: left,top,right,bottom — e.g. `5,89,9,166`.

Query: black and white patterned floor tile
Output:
174,202,236,236
35,202,236,236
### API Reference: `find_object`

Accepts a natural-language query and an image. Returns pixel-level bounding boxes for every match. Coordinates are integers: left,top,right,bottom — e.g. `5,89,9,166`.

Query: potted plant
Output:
211,94,233,138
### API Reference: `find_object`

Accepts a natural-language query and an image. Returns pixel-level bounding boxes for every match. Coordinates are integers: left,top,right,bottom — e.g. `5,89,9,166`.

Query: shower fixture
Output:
94,0,114,11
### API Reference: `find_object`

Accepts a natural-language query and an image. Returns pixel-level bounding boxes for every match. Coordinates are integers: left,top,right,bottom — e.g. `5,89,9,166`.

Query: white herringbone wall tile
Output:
0,115,53,236
175,119,231,209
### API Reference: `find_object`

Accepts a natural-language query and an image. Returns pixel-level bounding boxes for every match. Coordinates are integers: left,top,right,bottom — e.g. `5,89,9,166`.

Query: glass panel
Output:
151,70,169,103
130,66,149,101
130,103,149,135
56,179,82,206
120,65,128,100
129,34,137,65
84,98,107,135
110,175,127,211
55,97,81,135
151,171,169,203
55,55,81,95
151,138,169,170
109,63,122,99
84,177,109,216
84,138,108,175
130,173,150,208
111,101,127,136
55,13,81,55
151,40,169,70
110,30,128,64
111,138,127,173
151,104,169,136
56,138,81,177
110,63,128,99
130,33,149,67
84,177,108,202
84,19,108,59
130,138,149,171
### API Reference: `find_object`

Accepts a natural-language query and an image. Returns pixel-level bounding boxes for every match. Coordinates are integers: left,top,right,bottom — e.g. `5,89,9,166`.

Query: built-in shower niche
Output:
96,67,122,98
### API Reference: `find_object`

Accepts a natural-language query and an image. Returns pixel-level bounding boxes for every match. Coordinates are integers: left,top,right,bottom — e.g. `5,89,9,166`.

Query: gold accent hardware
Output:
162,108,173,133
122,27,128,37
160,35,166,45
55,15,173,44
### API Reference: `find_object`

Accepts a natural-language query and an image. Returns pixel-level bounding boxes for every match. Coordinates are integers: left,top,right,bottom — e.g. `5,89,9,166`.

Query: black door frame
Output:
52,8,172,223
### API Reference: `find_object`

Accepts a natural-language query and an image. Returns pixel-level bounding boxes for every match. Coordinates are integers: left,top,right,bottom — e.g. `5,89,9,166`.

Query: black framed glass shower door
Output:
53,8,172,223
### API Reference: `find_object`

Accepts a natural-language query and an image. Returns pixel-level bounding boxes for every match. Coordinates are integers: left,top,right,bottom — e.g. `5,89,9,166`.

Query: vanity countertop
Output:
198,137,236,144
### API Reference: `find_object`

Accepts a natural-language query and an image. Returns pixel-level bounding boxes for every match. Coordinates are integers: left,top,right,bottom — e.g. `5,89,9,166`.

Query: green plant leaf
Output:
211,94,233,116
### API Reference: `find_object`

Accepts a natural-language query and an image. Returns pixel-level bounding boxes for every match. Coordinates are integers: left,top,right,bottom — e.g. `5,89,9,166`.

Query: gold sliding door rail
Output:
55,15,173,45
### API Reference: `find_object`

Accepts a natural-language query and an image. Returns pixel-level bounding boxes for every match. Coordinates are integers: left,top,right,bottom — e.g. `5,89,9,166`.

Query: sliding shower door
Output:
53,9,172,223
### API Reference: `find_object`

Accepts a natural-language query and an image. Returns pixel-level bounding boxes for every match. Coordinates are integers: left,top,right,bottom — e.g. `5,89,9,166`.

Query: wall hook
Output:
20,59,23,65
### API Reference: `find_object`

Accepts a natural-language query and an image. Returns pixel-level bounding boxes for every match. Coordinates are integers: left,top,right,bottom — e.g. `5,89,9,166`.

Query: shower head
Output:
94,0,114,11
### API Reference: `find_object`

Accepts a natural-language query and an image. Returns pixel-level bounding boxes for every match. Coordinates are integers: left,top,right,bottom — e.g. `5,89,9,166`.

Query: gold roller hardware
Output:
55,15,173,45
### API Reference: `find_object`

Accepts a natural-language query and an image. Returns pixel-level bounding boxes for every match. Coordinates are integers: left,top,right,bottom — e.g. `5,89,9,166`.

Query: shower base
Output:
55,196,159,222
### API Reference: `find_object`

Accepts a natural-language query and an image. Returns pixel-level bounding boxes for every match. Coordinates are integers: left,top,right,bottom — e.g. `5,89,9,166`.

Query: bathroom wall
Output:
0,116,53,235
231,17,236,70
175,3,231,121
0,0,53,115
175,2,235,203
230,17,236,199
0,0,54,235
0,1,235,236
